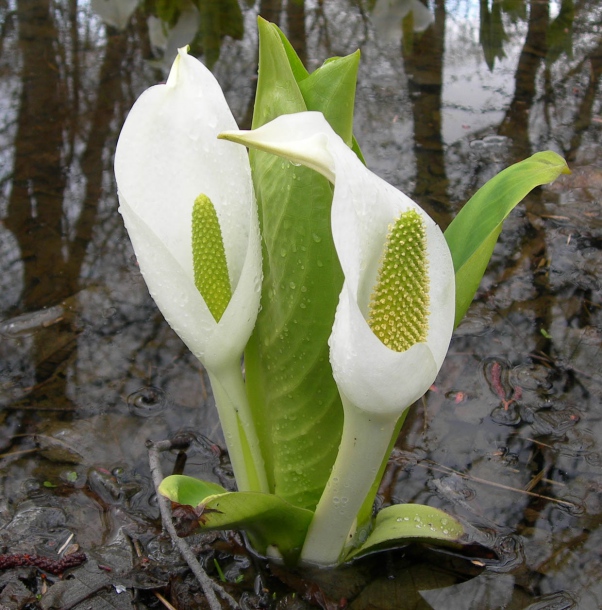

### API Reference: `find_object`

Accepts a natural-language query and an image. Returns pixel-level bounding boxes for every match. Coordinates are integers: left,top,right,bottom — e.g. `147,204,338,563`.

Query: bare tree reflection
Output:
402,0,451,228
5,2,135,409
499,0,549,158
565,35,602,162
287,0,307,66
8,0,70,310
258,0,283,26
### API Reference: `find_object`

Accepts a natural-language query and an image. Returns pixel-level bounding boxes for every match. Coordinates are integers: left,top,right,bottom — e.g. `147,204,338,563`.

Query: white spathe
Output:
115,48,261,375
91,0,139,30
221,111,455,415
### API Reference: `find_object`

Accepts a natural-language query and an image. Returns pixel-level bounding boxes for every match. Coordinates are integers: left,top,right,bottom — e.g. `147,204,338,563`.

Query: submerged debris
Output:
0,551,86,575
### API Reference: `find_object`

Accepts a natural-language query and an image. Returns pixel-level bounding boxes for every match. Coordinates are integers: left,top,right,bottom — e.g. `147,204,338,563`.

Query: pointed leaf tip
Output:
445,150,571,327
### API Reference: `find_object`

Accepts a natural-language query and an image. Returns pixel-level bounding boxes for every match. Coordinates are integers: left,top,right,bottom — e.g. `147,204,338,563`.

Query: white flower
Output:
115,48,266,492
221,111,455,414
115,47,261,376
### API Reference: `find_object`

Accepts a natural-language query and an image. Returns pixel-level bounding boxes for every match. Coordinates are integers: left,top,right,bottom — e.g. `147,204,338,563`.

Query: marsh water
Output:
1,0,601,608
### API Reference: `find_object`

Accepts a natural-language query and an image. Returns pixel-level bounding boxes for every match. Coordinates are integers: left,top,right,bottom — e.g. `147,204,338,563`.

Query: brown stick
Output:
147,439,239,610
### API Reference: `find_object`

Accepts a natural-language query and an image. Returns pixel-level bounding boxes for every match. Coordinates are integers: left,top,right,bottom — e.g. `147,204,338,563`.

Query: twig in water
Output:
147,438,239,610
421,459,577,509
57,533,75,555
155,591,178,610
524,469,545,492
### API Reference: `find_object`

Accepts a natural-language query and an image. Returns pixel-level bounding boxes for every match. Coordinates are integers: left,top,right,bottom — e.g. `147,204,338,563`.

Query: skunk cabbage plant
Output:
115,19,570,567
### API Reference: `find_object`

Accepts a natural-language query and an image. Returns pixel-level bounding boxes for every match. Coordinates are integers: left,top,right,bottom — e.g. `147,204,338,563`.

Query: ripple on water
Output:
127,386,167,417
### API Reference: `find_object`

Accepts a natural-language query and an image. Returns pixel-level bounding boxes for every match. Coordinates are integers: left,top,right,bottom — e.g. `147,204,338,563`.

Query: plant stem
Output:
208,360,269,493
300,395,400,566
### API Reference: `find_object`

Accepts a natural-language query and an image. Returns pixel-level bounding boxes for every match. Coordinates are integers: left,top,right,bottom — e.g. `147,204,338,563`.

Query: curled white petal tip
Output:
115,50,261,373
220,112,336,183
225,110,455,415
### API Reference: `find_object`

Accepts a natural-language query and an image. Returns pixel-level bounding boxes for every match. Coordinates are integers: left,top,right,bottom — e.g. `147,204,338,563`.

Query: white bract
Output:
221,111,455,564
222,112,454,413
114,48,266,492
115,47,261,375
91,0,139,30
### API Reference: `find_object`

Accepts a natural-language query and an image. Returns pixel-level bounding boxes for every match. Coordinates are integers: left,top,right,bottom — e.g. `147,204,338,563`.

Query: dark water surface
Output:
0,1,601,608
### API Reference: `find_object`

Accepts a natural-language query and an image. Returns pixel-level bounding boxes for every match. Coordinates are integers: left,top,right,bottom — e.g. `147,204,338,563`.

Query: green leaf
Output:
345,504,464,561
213,558,227,582
298,52,360,148
159,475,313,565
273,21,365,161
244,19,360,510
200,492,314,565
445,151,570,327
158,474,227,506
273,24,310,83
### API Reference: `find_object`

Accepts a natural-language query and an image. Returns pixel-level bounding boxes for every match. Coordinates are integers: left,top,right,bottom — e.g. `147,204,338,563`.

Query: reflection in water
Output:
0,0,601,606
499,0,549,157
402,0,450,228
91,0,139,30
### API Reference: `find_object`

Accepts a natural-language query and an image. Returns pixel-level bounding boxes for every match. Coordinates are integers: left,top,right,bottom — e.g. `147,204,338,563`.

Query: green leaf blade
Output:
159,475,313,565
273,22,310,83
158,474,227,506
346,504,464,561
298,50,360,148
245,19,361,510
445,151,570,327
201,491,314,564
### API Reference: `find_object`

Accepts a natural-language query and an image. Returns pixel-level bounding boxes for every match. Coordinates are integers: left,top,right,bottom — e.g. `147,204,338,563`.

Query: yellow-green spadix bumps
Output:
368,209,430,352
192,194,232,322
